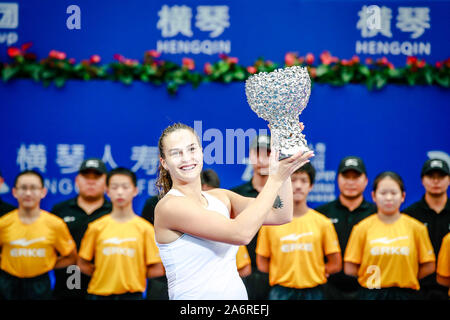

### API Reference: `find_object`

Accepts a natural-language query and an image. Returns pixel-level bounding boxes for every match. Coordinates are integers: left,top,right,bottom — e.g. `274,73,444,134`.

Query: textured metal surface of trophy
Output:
245,66,312,159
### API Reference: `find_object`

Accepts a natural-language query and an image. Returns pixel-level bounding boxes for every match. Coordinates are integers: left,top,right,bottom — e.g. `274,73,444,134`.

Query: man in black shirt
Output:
230,134,272,300
315,156,376,300
0,170,16,217
51,158,112,300
404,158,450,300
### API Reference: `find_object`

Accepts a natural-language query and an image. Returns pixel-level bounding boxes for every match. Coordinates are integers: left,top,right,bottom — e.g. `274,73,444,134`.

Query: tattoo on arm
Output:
272,195,284,209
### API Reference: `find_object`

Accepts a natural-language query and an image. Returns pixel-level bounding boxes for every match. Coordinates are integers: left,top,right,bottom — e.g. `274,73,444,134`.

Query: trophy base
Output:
278,144,310,161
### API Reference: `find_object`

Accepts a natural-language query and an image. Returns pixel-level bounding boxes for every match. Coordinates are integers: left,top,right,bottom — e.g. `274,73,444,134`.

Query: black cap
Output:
250,134,271,151
338,156,367,175
79,158,107,175
421,158,449,177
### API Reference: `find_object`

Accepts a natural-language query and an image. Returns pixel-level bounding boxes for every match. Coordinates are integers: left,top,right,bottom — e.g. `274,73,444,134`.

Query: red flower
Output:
285,52,297,66
49,50,66,60
305,53,314,65
435,61,442,69
21,42,33,52
406,56,417,65
7,47,21,58
219,53,228,60
387,62,395,70
417,60,426,68
319,51,338,65
146,50,161,58
227,57,238,64
203,62,213,75
247,66,257,74
341,59,350,66
68,58,76,64
379,56,389,66
90,54,101,64
309,67,317,78
113,54,125,62
365,57,373,65
351,55,360,64
124,59,139,66
182,57,195,70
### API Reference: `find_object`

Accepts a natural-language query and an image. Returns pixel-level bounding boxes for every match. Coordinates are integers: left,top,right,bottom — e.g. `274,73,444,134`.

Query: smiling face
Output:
160,129,204,185
372,177,405,215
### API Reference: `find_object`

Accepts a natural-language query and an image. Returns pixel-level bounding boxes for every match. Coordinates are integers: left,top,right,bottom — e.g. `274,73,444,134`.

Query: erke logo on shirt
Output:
370,236,410,256
280,233,314,253
9,237,47,258
10,237,46,246
102,238,137,257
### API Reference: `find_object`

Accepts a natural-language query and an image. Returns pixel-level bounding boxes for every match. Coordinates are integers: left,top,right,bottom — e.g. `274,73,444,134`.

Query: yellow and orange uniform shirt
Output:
437,233,450,296
344,214,435,290
256,209,340,289
0,210,75,278
79,215,161,296
236,245,251,270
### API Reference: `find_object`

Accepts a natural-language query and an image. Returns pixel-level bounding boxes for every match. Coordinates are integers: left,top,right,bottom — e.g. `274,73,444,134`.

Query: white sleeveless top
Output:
156,189,248,300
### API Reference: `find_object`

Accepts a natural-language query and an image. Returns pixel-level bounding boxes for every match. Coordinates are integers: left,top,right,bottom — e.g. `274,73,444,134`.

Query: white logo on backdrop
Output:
0,2,19,45
356,5,431,56
156,4,231,55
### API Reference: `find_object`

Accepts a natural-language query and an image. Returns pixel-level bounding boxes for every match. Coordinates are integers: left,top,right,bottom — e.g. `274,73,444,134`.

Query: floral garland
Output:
2,42,449,94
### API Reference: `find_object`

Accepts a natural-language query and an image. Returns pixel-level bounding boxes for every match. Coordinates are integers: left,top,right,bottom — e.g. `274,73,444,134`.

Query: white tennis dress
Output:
156,189,248,300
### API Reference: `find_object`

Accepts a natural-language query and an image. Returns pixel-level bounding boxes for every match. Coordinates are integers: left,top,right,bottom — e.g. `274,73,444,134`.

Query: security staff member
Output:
51,158,112,300
404,158,450,300
315,156,377,299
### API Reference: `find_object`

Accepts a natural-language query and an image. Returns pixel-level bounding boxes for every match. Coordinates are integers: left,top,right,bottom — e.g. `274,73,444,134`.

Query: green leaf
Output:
435,75,449,87
374,74,387,89
120,76,133,85
316,65,329,77
233,69,246,80
218,61,230,73
406,73,417,86
42,70,55,79
424,70,433,85
387,68,401,78
341,70,354,83
358,65,370,77
54,77,66,88
2,67,19,81
223,73,233,83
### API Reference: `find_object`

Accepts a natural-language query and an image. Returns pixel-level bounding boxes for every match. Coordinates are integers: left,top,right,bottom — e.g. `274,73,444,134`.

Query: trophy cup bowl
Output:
245,66,312,160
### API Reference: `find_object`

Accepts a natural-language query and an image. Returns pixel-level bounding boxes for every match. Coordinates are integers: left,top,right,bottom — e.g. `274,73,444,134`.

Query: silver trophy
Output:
245,66,312,160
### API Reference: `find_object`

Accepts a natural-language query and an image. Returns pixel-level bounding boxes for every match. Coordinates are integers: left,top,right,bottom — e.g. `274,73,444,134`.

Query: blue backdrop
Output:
1,0,449,214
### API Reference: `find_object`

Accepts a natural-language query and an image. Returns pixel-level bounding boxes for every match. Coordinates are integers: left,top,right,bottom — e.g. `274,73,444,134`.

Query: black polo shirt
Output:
0,197,16,218
141,195,159,225
51,196,112,299
403,196,450,298
403,196,450,255
230,180,259,268
315,198,377,253
315,197,377,291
